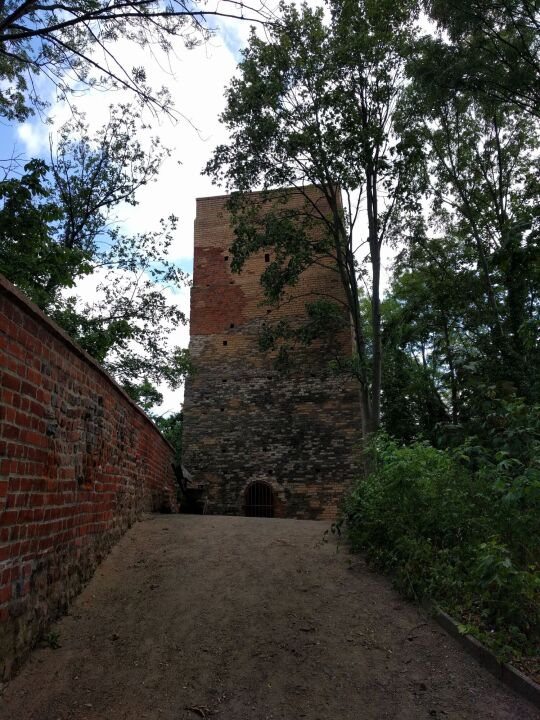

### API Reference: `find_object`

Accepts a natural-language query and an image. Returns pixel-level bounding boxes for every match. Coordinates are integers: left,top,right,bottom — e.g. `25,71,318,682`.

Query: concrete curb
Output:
428,605,540,709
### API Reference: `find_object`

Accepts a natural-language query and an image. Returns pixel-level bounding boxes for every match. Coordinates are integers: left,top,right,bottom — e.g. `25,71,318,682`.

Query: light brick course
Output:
0,274,178,679
182,188,362,519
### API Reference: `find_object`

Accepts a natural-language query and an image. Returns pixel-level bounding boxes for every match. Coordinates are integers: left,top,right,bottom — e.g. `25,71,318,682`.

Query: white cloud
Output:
21,21,249,415
65,266,191,415
14,5,393,416
17,121,50,155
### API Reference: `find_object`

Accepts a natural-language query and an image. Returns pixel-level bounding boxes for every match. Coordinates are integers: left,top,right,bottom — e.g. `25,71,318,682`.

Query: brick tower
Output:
182,188,362,519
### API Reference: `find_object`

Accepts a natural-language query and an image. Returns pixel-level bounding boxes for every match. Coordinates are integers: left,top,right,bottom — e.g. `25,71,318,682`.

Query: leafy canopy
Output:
0,105,190,408
0,0,271,120
206,0,417,437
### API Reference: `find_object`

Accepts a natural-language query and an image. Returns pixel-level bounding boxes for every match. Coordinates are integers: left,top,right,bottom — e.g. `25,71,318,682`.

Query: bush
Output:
341,405,540,664
154,411,182,467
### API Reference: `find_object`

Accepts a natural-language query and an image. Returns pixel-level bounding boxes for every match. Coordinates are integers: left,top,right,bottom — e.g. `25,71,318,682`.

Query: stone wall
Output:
182,188,362,519
0,274,178,679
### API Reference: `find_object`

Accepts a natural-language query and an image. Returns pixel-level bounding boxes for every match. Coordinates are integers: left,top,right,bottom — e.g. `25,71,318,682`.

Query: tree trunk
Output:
366,165,382,434
442,316,459,423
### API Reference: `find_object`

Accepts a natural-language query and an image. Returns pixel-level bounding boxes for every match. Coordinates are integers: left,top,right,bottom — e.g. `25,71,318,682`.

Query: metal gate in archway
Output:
243,481,274,518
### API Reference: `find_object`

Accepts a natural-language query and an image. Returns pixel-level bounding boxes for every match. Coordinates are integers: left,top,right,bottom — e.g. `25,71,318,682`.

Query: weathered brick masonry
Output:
0,274,178,679
182,188,362,519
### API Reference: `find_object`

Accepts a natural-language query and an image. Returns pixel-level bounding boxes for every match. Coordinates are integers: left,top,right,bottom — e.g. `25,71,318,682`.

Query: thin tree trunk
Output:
328,194,374,443
442,317,459,423
366,166,381,434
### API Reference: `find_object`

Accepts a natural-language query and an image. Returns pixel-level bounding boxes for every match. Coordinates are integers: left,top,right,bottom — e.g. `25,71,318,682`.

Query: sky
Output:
0,2,396,417
0,11,262,415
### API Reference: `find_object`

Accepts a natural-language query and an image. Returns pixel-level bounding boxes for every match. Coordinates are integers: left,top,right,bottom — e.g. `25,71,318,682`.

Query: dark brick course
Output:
0,274,178,679
182,189,362,519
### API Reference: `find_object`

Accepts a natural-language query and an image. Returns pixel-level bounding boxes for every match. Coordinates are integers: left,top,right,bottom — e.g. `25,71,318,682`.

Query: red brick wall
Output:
183,188,363,519
0,274,178,679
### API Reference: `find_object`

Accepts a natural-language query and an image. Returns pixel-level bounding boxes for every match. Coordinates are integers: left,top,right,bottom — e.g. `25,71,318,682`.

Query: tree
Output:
0,105,190,408
381,279,455,442
382,233,488,439
0,0,271,120
49,104,165,260
0,158,81,308
418,0,540,118
403,85,540,396
154,411,183,465
205,0,416,439
376,70,540,437
360,0,540,445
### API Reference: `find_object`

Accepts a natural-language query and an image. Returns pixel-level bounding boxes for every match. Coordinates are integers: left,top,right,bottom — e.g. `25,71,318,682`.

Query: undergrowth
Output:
340,400,540,667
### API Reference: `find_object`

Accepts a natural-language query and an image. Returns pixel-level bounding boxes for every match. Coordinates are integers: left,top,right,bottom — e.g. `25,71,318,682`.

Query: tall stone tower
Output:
182,187,362,519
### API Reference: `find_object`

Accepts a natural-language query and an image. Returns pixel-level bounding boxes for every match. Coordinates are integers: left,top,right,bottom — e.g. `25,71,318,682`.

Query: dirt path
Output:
1,515,537,720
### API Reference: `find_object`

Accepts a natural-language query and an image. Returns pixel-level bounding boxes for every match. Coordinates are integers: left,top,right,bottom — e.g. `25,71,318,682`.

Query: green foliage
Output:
420,0,540,117
123,379,164,414
205,0,420,436
379,0,540,437
41,630,61,649
381,89,540,433
0,0,270,120
153,412,183,467
0,107,189,413
342,409,540,660
0,159,90,308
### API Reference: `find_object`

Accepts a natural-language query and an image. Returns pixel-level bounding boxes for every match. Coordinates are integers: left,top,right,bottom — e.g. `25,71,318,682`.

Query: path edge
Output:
423,602,540,709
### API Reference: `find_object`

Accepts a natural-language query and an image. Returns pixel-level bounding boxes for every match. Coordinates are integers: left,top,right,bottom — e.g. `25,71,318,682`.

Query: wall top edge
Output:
196,184,325,204
0,273,175,452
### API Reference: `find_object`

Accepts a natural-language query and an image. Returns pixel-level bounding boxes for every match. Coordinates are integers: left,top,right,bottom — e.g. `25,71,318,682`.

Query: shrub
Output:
342,407,540,663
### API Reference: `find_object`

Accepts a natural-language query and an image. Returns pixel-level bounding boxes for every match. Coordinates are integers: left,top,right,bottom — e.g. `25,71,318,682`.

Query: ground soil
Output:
1,515,538,720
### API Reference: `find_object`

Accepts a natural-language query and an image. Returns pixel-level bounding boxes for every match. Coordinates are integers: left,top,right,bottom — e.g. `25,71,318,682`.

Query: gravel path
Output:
1,515,537,720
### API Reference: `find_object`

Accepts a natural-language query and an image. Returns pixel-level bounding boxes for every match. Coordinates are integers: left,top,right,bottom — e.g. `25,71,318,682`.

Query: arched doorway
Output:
244,481,274,518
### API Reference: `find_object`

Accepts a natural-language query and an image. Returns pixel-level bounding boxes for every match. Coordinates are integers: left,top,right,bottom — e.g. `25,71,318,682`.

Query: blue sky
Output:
0,5,333,413
0,16,253,412
0,16,252,274
0,122,21,161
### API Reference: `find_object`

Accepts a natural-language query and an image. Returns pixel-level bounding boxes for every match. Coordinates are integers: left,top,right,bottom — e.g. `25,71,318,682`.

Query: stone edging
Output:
429,605,540,709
